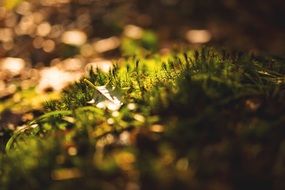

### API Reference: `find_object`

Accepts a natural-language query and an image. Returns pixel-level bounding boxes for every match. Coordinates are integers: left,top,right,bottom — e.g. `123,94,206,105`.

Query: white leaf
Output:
88,85,123,111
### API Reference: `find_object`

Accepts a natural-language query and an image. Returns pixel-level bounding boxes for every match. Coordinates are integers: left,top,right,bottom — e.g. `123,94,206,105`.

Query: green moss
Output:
1,47,285,190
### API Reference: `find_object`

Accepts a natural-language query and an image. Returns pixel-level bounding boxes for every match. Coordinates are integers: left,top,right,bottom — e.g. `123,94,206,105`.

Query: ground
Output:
1,47,285,190
1,1,285,190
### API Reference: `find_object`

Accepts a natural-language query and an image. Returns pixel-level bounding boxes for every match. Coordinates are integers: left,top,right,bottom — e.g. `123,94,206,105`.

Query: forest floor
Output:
1,1,285,190
1,47,285,190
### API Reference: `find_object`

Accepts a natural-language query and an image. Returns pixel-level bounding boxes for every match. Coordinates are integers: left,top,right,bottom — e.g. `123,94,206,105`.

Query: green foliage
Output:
1,48,285,190
121,30,158,56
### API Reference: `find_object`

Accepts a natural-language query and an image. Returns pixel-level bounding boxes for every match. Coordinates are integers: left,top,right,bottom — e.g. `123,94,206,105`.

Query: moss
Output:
1,47,285,190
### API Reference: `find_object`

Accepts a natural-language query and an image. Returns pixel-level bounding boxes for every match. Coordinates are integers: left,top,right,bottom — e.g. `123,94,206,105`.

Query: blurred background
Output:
0,0,285,61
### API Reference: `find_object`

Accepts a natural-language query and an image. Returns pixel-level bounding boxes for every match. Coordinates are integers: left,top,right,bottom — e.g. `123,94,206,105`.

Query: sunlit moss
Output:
1,48,285,190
